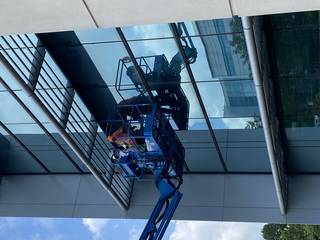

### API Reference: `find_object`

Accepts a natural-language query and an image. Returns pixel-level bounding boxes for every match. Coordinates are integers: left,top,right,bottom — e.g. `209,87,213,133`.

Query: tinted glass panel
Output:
122,24,173,40
187,35,251,81
182,17,243,36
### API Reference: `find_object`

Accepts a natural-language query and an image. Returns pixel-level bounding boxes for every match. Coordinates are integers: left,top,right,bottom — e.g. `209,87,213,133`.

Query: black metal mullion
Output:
23,35,131,188
0,78,84,173
116,27,154,102
170,23,228,172
117,27,194,173
24,35,116,157
0,121,51,173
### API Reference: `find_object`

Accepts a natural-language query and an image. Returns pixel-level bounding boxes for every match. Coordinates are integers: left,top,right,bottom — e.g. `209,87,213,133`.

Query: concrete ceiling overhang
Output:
0,0,320,36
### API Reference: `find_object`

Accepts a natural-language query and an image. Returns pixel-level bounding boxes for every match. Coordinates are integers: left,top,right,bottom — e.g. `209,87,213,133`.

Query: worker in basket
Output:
107,123,145,161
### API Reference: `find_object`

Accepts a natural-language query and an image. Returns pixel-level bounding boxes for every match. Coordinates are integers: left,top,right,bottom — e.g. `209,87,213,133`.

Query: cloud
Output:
0,217,18,231
32,218,55,230
169,221,264,240
82,218,109,240
128,227,141,240
30,232,64,240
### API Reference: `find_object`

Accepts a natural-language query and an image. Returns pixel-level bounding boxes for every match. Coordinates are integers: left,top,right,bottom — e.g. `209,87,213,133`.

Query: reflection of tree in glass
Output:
271,12,320,127
262,223,320,240
245,115,262,129
229,17,249,65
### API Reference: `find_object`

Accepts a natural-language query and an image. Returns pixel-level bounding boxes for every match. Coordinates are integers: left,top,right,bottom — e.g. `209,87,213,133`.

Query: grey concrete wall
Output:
0,0,320,35
1,173,320,224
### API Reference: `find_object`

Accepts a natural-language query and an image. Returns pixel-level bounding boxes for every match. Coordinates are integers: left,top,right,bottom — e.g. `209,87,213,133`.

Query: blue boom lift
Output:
106,23,197,240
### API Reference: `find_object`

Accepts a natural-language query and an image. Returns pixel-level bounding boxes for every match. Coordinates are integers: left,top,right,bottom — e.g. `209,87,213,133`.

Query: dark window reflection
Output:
267,11,320,128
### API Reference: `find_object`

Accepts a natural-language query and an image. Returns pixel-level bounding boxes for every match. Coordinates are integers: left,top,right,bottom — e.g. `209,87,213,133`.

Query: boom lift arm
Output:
140,170,183,240
107,104,184,240
106,22,197,240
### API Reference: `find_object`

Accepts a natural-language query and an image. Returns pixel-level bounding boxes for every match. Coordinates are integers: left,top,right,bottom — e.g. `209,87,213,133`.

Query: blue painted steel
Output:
107,23,196,236
106,103,184,239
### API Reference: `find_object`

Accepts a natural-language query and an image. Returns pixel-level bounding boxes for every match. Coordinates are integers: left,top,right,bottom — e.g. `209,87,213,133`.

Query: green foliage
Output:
229,17,249,66
262,224,285,240
245,116,262,129
262,224,320,240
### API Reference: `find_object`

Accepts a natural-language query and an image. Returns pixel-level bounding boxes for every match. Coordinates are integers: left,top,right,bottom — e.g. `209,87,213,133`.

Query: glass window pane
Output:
211,116,262,129
269,11,320,30
75,28,120,44
0,120,83,173
0,129,46,173
186,34,251,81
82,42,131,86
177,130,224,172
127,39,191,83
188,118,208,130
182,17,243,36
279,77,320,128
81,42,149,103
197,80,259,119
122,24,173,40
184,147,224,172
226,134,270,172
181,83,205,120
0,90,52,125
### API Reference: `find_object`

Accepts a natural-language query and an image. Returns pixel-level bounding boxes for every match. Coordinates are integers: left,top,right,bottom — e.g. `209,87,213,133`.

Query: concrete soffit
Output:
0,0,320,36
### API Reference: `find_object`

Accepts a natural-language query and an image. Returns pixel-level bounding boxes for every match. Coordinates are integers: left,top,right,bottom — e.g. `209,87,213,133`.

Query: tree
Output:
262,224,285,240
245,116,262,129
262,224,320,240
229,17,249,66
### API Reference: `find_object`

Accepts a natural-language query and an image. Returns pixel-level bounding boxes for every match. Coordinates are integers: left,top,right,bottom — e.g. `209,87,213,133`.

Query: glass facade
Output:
0,16,271,175
264,11,320,173
266,11,320,128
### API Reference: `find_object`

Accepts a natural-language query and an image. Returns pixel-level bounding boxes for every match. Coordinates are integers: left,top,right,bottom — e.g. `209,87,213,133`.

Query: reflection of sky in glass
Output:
76,28,120,44
182,18,240,36
0,90,48,124
211,117,260,129
124,35,191,83
197,81,259,117
74,22,257,129
0,67,21,91
0,19,261,147
188,35,251,81
122,24,173,40
123,37,206,129
0,19,272,174
81,42,129,86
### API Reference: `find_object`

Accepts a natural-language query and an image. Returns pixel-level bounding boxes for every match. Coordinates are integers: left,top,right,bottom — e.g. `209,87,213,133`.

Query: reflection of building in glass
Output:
195,20,259,118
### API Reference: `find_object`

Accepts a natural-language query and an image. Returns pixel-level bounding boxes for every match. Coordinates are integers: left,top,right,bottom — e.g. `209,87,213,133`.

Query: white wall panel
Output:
84,0,232,28
223,207,285,223
0,0,320,36
0,0,95,35
224,175,278,208
2,174,320,223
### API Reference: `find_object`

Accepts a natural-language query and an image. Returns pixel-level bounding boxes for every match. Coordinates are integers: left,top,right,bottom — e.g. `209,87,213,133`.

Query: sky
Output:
0,217,264,240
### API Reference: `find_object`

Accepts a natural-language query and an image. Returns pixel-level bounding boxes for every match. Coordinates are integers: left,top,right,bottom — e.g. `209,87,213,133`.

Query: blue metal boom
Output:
105,22,197,239
106,104,185,240
140,170,183,240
